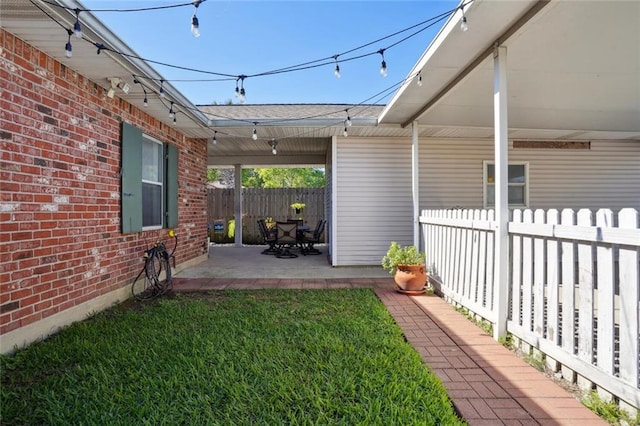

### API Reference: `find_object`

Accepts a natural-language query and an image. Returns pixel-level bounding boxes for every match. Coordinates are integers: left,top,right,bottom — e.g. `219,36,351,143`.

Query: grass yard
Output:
1,289,464,425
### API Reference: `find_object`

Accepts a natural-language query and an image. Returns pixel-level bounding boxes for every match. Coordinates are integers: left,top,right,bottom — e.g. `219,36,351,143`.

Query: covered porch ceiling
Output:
379,0,640,141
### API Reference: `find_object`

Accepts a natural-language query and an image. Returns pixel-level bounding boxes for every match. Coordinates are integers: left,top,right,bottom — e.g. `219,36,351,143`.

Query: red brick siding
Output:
0,29,208,336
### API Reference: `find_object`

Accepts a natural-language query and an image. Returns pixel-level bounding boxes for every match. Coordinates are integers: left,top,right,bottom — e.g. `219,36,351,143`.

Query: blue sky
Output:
82,1,459,106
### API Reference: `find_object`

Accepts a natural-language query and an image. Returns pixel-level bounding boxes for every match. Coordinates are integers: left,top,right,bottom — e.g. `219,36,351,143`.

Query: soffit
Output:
379,0,640,141
1,0,212,139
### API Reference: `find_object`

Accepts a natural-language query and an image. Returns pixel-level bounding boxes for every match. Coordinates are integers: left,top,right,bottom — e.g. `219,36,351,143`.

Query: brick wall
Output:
0,29,208,338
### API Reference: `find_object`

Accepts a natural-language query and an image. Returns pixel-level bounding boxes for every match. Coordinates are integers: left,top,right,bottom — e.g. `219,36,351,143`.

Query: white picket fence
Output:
421,208,640,411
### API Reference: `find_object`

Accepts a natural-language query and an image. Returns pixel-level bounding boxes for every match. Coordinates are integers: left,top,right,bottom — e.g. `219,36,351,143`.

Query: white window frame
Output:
483,161,529,209
141,134,164,230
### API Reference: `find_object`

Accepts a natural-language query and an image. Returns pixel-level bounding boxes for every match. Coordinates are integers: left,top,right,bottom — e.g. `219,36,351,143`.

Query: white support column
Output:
493,45,510,340
234,164,243,247
411,120,420,248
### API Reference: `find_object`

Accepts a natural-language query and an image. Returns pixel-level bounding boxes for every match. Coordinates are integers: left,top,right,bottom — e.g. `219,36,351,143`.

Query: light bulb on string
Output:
345,110,352,127
191,0,201,37
343,122,348,137
237,76,247,104
252,124,258,140
270,140,278,155
212,131,217,145
169,102,175,119
460,7,468,32
64,30,73,58
416,72,423,87
133,77,149,107
173,116,177,126
191,16,200,37
73,9,82,38
333,55,340,78
159,80,165,98
378,49,388,77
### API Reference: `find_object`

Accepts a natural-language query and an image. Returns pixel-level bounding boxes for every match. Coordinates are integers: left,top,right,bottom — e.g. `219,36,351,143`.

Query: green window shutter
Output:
121,122,143,233
166,143,179,228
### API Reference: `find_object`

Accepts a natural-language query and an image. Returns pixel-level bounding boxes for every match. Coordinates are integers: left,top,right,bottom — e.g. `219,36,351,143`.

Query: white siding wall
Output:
419,139,640,211
334,137,413,265
333,137,639,266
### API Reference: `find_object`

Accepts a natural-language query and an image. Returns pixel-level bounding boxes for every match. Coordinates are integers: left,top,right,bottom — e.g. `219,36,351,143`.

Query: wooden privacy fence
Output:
421,208,640,412
207,187,325,244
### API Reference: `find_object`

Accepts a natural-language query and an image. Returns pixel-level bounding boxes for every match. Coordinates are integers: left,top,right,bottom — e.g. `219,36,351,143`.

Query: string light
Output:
173,114,177,125
345,110,352,127
460,7,469,32
73,9,82,38
64,29,73,58
133,77,150,106
37,0,469,120
252,123,258,140
39,0,461,90
416,71,423,87
212,130,217,144
343,122,348,137
378,49,388,77
191,0,202,37
270,139,278,155
40,0,210,13
169,102,175,118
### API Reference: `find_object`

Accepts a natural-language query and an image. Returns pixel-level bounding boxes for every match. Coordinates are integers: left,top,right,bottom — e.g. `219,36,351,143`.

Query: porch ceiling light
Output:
106,77,120,99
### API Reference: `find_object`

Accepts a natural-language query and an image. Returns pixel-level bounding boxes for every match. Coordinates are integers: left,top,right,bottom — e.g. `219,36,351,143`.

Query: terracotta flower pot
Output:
394,264,427,292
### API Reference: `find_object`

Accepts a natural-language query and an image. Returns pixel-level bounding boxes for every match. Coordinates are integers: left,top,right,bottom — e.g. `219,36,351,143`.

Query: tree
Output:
206,168,219,182
206,167,325,188
252,168,325,188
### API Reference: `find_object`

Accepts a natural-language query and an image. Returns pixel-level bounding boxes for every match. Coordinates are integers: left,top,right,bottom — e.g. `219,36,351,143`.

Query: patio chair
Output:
301,219,325,255
275,221,298,259
257,219,278,255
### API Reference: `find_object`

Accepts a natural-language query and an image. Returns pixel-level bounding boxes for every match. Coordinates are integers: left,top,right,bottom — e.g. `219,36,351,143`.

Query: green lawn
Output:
1,289,464,425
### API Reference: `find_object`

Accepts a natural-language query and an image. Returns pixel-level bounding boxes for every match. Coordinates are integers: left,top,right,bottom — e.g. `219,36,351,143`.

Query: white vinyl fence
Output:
421,208,640,411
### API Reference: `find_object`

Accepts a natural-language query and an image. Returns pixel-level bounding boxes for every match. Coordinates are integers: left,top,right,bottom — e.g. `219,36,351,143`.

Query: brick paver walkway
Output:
172,277,605,425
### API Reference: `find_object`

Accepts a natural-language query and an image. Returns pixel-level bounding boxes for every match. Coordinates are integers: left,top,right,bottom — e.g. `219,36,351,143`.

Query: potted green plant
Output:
290,202,306,214
381,242,428,294
264,216,275,230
